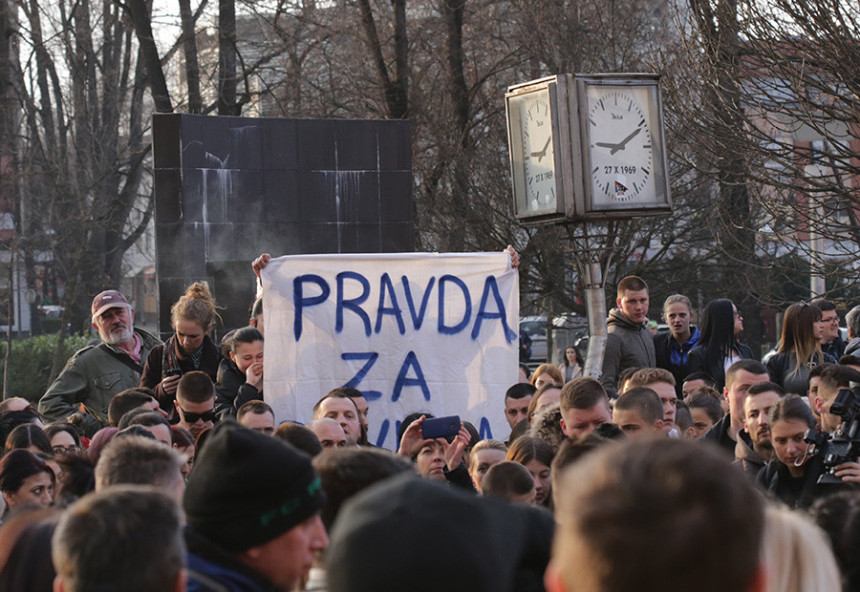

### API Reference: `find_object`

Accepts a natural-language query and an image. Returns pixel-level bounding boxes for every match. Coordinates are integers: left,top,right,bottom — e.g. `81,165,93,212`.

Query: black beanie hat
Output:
184,422,324,551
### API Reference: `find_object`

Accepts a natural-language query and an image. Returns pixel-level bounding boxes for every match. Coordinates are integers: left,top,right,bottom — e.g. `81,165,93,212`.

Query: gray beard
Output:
102,325,134,346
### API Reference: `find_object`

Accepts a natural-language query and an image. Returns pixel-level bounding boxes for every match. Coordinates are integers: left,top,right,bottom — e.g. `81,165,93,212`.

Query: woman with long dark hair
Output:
687,300,756,391
766,303,835,395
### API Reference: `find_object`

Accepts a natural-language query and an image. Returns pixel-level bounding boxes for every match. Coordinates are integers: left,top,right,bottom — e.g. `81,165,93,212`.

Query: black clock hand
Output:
595,142,620,150
610,127,642,155
530,137,552,162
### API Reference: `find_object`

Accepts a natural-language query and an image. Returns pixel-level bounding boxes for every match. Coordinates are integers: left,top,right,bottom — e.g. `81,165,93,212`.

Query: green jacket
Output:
38,329,161,436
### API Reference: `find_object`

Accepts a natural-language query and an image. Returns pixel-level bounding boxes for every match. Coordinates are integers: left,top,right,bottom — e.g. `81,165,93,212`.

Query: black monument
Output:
152,114,413,338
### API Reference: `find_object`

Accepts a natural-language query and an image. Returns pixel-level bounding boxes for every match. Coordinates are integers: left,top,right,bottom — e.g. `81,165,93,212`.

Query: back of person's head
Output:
614,388,663,424
52,485,185,592
675,401,693,433
627,367,676,389
237,400,274,423
326,474,554,592
4,424,51,455
724,360,769,388
0,507,58,591
312,447,414,531
819,364,860,393
482,461,535,502
107,388,157,427
505,382,536,402
274,422,324,457
0,398,36,417
684,388,725,423
761,504,841,592
768,394,816,429
811,491,860,592
94,435,184,493
508,418,530,445
616,367,641,393
176,371,215,404
53,455,95,507
550,433,615,504
85,427,118,467
549,439,764,592
560,378,607,412
616,275,647,298
0,410,41,449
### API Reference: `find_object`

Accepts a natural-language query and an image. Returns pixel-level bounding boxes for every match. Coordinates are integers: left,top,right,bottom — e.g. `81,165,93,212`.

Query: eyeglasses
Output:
178,407,216,424
52,445,81,455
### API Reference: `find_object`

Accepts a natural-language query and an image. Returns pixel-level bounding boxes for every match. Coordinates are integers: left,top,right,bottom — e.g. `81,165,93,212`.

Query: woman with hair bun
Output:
141,282,222,412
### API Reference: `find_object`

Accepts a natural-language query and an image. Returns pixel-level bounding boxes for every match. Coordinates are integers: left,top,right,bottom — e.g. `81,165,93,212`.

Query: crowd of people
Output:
0,260,856,591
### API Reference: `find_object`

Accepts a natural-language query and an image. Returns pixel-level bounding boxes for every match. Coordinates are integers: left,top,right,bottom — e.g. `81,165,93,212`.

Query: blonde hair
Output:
762,505,841,592
468,439,507,474
171,282,218,331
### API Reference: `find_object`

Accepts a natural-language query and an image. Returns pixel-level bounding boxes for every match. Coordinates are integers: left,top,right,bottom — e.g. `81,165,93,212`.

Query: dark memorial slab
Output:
152,114,413,338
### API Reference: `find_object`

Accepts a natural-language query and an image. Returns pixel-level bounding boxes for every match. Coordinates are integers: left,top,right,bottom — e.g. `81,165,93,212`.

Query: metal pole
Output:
583,261,607,378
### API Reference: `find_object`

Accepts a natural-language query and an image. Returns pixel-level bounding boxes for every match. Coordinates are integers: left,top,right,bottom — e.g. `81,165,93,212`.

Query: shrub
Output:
0,334,92,402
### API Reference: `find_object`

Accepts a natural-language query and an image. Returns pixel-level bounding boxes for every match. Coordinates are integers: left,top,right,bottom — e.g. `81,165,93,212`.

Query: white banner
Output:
261,252,519,450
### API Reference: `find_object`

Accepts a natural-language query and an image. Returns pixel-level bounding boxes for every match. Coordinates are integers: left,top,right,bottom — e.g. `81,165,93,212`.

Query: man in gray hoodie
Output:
601,276,656,391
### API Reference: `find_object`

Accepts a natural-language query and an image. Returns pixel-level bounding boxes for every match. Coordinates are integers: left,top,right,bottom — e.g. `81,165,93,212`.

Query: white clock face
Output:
520,92,557,212
586,85,657,205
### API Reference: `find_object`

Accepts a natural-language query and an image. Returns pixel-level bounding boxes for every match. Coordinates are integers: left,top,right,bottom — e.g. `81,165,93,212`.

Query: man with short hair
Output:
559,378,612,440
546,439,765,592
308,418,349,449
238,400,276,434
815,365,860,433
612,387,664,440
39,290,160,436
184,423,328,591
654,294,701,397
52,485,186,592
685,389,724,439
482,461,537,504
107,387,165,427
119,409,173,446
682,371,716,399
504,383,536,430
626,367,678,434
94,434,186,503
703,359,770,454
735,381,784,477
806,363,831,422
601,276,656,390
313,393,362,445
175,371,217,439
812,298,845,360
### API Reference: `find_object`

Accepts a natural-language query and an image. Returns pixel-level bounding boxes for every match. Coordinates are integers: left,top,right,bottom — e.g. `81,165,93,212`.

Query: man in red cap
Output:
39,290,160,436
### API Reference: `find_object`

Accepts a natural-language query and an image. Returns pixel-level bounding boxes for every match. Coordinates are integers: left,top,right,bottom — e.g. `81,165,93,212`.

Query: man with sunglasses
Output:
175,371,218,439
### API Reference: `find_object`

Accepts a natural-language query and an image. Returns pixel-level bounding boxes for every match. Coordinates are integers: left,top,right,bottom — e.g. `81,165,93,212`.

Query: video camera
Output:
804,385,860,485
